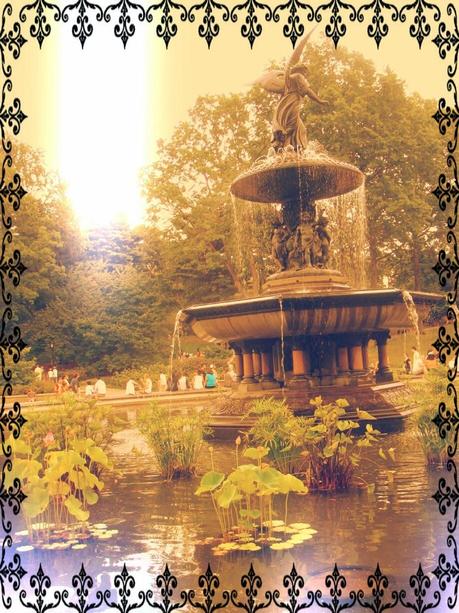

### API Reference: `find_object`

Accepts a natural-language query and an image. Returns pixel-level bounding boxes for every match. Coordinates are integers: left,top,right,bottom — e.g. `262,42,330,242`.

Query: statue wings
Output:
255,27,317,94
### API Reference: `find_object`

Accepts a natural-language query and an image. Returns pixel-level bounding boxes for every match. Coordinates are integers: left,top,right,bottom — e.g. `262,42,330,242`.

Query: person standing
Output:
34,365,43,381
192,370,204,390
177,373,188,391
94,378,107,397
70,373,80,393
411,346,426,375
144,376,153,394
85,381,94,397
158,372,168,392
125,379,137,396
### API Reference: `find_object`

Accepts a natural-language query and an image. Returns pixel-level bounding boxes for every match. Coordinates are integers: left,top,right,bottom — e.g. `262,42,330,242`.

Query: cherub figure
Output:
255,29,329,152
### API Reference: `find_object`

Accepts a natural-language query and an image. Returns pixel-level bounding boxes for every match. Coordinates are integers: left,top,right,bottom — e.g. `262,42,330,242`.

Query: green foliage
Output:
4,347,36,387
247,397,388,491
138,403,210,480
409,369,450,465
247,398,312,473
195,444,312,552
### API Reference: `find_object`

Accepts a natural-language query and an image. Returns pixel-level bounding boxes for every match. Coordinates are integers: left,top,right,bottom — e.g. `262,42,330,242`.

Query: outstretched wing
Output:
286,27,317,75
254,69,285,94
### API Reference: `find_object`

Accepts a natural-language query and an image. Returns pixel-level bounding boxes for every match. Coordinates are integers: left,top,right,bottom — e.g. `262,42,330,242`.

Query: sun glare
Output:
58,28,149,230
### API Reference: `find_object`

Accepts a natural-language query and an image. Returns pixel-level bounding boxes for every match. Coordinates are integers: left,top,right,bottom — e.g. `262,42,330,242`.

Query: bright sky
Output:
12,13,445,230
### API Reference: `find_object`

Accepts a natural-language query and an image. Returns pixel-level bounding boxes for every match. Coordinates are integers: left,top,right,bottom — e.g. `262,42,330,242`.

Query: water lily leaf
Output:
48,480,70,497
289,523,311,530
83,488,99,505
15,530,29,537
71,544,87,550
263,520,284,528
218,542,239,550
216,481,238,509
270,541,294,550
194,471,225,495
17,545,34,552
243,447,269,460
277,474,308,494
22,486,49,519
237,542,261,551
64,495,89,522
93,523,107,529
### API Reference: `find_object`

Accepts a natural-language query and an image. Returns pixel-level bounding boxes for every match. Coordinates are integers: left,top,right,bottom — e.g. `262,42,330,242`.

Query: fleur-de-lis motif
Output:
399,0,441,49
355,564,398,611
19,0,61,48
188,0,230,49
0,155,28,229
230,0,273,49
314,0,357,48
0,80,27,154
356,0,398,48
62,564,104,613
62,0,104,49
188,563,230,612
0,399,27,448
0,548,26,609
433,3,459,78
103,0,146,49
432,155,459,229
0,4,27,78
19,564,61,612
433,80,458,154
145,564,187,612
433,535,459,610
433,231,458,306
230,563,272,612
103,563,145,612
399,564,441,612
433,459,459,533
145,0,188,49
272,0,314,48
314,564,357,612
272,564,314,612
432,381,459,457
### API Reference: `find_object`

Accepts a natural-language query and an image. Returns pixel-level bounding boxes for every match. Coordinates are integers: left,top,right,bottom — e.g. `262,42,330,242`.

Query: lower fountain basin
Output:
181,289,442,343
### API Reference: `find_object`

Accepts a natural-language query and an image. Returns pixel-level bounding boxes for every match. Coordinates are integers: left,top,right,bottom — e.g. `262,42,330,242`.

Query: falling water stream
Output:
402,290,421,350
169,309,183,383
278,297,287,386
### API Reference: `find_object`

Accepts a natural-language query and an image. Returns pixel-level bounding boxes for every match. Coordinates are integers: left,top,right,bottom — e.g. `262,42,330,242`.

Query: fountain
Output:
181,32,442,426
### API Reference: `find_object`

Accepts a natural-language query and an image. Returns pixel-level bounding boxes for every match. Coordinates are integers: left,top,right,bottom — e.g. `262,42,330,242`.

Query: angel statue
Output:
255,29,329,152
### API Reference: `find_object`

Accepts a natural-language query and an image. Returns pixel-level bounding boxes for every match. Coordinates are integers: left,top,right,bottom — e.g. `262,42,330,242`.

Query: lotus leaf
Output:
243,446,269,460
216,481,239,509
194,471,225,495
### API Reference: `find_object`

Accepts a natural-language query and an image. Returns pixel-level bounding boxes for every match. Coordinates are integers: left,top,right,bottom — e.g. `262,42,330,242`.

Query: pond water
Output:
13,426,447,610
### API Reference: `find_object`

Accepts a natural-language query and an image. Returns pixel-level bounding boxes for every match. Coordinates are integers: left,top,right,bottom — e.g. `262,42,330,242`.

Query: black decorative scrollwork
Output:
230,0,273,49
0,80,27,154
433,155,459,230
61,565,104,613
19,564,62,612
188,0,230,49
145,564,187,612
188,564,230,612
103,564,145,612
433,231,458,306
230,564,273,612
314,0,357,48
145,0,187,49
433,459,459,533
399,0,441,49
0,155,27,230
432,382,459,457
356,0,398,48
62,0,104,49
272,564,315,612
314,565,357,612
433,535,459,610
355,564,398,611
19,0,61,48
433,80,458,154
0,5,27,78
399,565,441,612
433,3,459,78
272,0,315,48
103,0,146,49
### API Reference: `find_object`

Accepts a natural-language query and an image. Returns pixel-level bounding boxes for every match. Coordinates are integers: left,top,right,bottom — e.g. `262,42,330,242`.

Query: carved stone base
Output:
262,268,351,295
376,369,394,383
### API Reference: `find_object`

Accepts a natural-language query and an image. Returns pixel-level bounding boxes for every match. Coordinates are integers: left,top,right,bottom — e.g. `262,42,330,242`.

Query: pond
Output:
13,425,446,609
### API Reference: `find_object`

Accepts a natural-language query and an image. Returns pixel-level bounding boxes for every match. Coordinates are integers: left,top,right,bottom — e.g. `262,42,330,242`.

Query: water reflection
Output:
14,429,446,607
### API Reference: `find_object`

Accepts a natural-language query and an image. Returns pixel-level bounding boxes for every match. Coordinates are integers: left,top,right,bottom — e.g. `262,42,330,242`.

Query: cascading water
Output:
169,309,183,385
402,290,421,350
279,297,286,387
323,184,369,288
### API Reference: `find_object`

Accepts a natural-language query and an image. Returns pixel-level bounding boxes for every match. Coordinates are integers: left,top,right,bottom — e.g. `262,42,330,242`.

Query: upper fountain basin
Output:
231,155,364,203
181,289,442,343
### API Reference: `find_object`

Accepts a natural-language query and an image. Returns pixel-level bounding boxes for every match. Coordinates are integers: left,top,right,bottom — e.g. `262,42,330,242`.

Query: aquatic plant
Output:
195,445,314,552
5,432,110,543
138,402,210,480
246,397,312,473
302,397,388,491
409,369,451,465
247,396,389,491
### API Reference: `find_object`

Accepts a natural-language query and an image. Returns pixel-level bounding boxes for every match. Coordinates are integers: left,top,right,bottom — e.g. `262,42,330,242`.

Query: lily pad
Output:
15,530,29,537
289,523,311,530
17,545,34,552
270,542,294,550
263,520,284,528
238,542,261,551
71,544,88,550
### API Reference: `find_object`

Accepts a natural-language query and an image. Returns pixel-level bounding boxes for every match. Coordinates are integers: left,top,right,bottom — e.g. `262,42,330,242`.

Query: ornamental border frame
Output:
0,2,458,610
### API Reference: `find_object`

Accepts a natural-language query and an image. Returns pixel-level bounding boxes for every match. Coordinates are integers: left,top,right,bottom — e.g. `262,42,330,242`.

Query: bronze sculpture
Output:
255,29,329,152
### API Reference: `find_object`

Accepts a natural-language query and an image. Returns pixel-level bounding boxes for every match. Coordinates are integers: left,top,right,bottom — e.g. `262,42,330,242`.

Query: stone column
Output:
361,339,369,371
336,345,350,373
234,350,243,382
375,331,394,382
242,347,255,383
252,349,262,379
261,347,274,381
349,344,364,372
292,344,308,379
